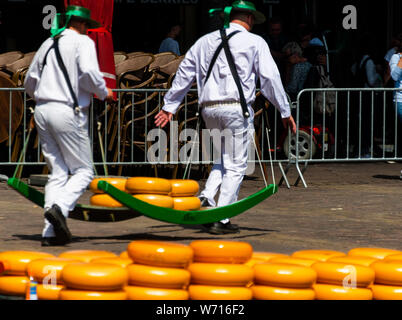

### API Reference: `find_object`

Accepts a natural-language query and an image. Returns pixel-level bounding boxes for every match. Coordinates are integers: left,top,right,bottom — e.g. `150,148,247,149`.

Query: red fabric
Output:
64,0,116,95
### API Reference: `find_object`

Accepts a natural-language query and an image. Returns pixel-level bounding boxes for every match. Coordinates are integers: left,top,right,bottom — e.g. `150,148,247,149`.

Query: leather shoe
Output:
203,221,240,235
41,237,69,247
44,204,72,245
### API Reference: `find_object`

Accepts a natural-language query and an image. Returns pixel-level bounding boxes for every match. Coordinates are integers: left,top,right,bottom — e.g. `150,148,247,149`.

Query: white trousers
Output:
34,102,94,238
199,103,254,222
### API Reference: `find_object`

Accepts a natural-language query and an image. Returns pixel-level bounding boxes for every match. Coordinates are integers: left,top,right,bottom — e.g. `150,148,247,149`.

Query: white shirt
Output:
389,53,402,102
162,23,291,119
25,29,108,109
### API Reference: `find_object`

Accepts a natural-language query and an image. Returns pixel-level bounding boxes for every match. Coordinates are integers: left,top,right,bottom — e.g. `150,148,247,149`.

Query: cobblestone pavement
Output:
0,162,401,256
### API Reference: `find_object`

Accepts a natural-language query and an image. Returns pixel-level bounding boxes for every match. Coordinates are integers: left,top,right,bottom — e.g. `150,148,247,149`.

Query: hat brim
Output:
86,19,102,29
233,8,266,24
66,14,102,29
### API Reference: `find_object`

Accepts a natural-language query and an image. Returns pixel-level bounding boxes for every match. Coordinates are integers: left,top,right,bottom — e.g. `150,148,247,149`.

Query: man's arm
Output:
77,38,110,101
155,47,197,127
24,40,52,99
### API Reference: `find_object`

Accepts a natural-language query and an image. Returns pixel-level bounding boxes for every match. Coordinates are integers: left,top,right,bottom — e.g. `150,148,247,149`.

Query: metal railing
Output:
1,87,400,187
290,88,402,187
0,88,289,181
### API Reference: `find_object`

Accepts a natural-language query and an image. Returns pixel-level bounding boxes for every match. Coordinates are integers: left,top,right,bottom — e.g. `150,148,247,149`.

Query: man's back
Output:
167,22,289,117
25,29,107,108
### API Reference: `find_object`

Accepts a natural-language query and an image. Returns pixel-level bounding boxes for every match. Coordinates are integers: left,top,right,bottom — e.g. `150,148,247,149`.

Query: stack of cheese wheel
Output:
125,240,193,300
252,263,317,300
170,179,201,211
292,249,346,262
347,248,402,300
0,251,54,298
126,177,174,208
188,240,254,300
245,252,289,268
59,262,128,300
312,261,375,300
89,177,128,208
58,250,118,263
26,257,81,300
346,247,402,300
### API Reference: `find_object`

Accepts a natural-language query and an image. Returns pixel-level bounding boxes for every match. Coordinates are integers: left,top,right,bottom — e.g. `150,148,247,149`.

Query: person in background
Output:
159,23,182,56
263,17,289,77
281,41,312,101
384,33,402,87
389,40,402,175
351,38,383,158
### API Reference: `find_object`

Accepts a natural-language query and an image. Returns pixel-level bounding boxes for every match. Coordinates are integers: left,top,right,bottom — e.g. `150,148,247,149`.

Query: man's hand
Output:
155,110,173,128
105,88,114,103
282,116,297,135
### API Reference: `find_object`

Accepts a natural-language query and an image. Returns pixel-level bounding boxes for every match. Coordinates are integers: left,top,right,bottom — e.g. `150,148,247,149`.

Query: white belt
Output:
201,101,241,108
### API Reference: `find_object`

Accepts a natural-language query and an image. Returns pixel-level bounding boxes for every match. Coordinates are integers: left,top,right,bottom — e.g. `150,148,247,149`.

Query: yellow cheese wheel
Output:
133,194,174,208
292,250,346,262
58,250,117,263
120,251,129,259
127,264,190,289
173,197,201,211
190,240,253,264
0,261,6,275
0,251,55,276
26,258,81,284
244,259,267,268
188,263,254,287
0,276,29,296
61,263,128,291
252,252,288,262
385,254,402,262
188,285,253,300
90,194,124,208
126,177,171,195
36,284,64,300
170,180,199,197
89,177,127,194
348,248,401,260
312,262,375,287
371,284,402,300
91,257,133,269
252,285,316,300
59,289,127,300
313,284,373,300
268,257,317,267
125,286,189,300
371,261,402,286
254,263,317,288
127,241,193,268
328,255,379,267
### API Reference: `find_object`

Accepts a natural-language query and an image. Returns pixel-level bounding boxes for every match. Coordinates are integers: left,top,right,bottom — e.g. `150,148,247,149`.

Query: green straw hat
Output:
51,5,102,38
209,0,266,29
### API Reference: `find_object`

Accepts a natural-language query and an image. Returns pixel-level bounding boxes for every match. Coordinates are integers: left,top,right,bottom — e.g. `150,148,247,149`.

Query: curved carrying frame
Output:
98,181,277,225
7,177,277,224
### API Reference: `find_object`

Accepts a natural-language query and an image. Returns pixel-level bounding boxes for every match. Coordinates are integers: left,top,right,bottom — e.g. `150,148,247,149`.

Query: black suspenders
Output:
204,28,250,118
42,36,80,114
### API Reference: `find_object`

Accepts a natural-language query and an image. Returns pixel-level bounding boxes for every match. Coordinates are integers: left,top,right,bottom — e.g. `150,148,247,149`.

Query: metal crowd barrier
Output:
290,88,402,187
0,88,289,184
1,87,400,188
